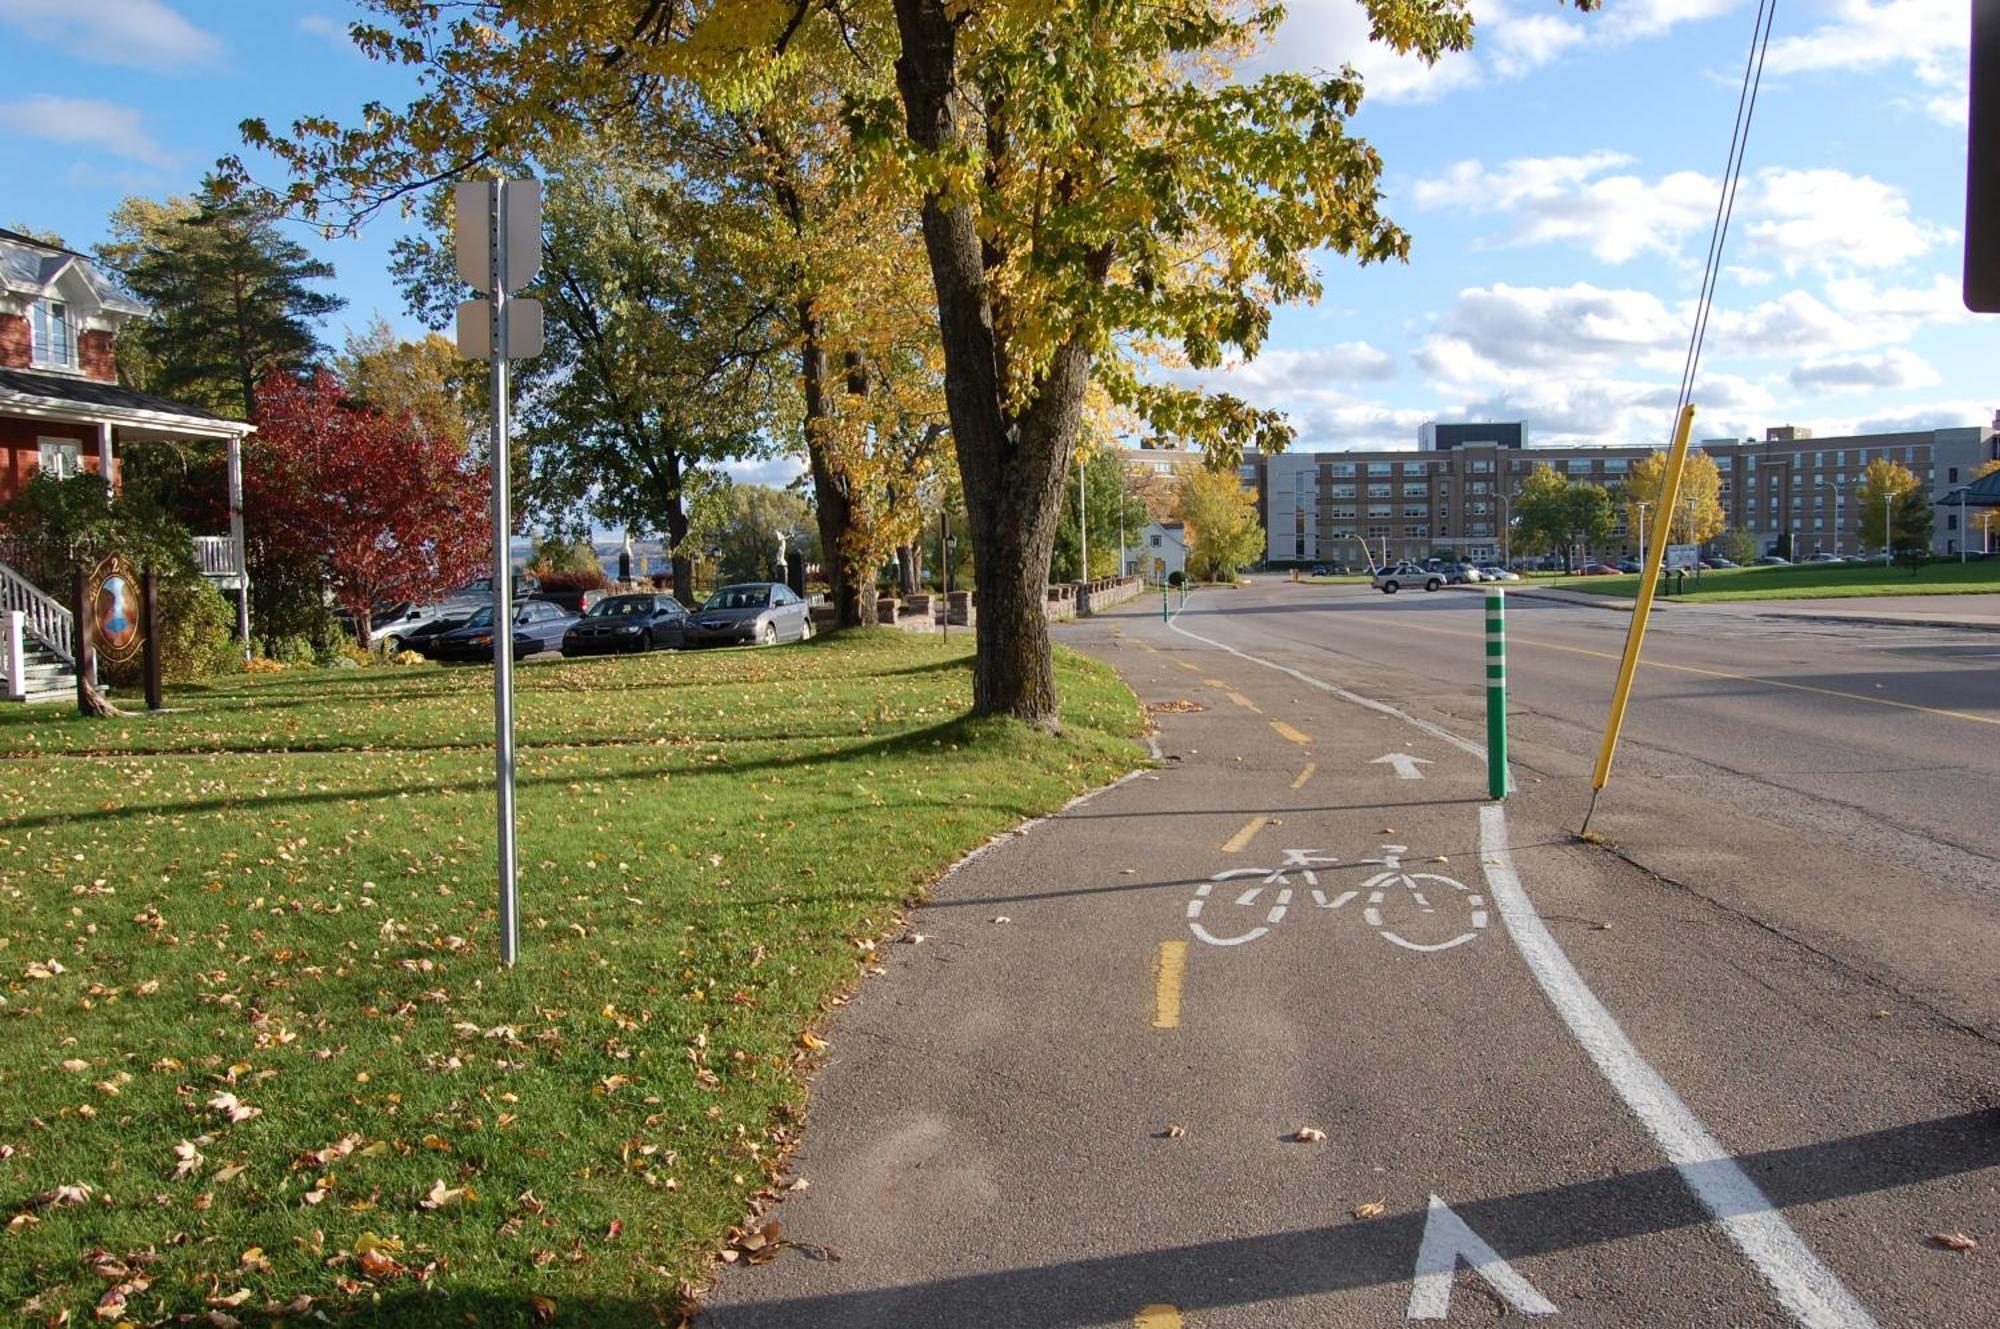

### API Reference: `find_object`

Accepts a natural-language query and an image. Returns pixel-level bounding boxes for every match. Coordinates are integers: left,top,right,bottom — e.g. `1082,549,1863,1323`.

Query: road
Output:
701,580,1999,1327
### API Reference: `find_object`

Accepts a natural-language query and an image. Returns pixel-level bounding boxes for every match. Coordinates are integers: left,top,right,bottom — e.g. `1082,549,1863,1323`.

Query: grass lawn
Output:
0,632,1144,1326
1530,560,2000,602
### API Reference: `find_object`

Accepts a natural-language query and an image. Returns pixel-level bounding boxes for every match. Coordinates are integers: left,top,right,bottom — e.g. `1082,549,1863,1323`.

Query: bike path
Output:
697,605,1908,1325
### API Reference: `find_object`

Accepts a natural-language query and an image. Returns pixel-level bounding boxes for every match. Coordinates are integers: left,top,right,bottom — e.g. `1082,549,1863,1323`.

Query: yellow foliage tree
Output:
1176,466,1264,583
1623,449,1725,548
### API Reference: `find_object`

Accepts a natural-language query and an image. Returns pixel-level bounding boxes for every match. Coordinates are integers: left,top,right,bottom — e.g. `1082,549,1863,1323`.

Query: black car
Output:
562,594,689,656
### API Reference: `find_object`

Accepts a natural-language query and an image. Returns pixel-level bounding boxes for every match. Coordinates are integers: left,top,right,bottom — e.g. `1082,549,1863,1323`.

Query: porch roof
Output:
1939,468,2000,509
0,366,253,442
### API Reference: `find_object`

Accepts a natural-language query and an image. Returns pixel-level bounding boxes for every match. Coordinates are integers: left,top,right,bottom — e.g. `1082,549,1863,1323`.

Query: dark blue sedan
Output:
430,601,579,663
561,594,689,656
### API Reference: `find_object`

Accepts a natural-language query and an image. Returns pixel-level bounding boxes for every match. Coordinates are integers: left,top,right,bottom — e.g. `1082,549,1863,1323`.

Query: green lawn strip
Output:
0,632,1143,1326
1525,561,2000,603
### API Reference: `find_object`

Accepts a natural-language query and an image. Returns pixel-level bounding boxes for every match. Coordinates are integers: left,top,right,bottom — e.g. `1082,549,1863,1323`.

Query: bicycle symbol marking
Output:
1186,846,1488,954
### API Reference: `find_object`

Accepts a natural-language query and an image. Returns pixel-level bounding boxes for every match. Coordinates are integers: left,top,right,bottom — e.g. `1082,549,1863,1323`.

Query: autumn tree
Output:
1624,450,1725,548
247,370,488,643
1856,457,1933,569
1514,464,1615,570
97,185,344,420
335,318,484,453
1053,446,1149,582
716,484,820,584
230,0,1597,724
1176,466,1264,583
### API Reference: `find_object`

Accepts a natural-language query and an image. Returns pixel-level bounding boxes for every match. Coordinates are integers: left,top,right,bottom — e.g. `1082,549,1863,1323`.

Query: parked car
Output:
1307,565,1329,577
1707,556,1739,568
1577,563,1621,576
1615,558,1643,574
561,593,689,656
1805,553,1845,564
430,601,578,663
1476,565,1520,581
1373,562,1444,594
683,582,814,646
376,574,543,653
1754,554,1792,566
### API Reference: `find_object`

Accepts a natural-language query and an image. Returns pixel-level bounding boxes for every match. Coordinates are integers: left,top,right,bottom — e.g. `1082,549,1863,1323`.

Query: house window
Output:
32,300,76,368
37,438,84,479
1149,533,1161,548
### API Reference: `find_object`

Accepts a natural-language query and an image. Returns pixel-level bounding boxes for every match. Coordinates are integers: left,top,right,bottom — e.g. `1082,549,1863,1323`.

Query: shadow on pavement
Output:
696,1108,1997,1327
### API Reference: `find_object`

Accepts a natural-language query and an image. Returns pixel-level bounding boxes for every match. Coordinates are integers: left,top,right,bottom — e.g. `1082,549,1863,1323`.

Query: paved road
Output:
702,582,1998,1327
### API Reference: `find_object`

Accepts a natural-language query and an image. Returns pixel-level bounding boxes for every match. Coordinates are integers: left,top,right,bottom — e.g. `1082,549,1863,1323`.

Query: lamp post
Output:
1634,499,1651,561
1819,480,1842,557
1883,489,1894,566
1498,488,1512,567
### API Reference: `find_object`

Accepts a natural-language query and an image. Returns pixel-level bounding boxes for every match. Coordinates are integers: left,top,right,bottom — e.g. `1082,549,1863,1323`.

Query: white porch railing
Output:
0,558,74,665
193,535,243,578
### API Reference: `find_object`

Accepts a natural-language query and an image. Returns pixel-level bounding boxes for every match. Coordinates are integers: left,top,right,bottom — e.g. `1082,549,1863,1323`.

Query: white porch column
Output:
96,422,113,492
227,432,249,657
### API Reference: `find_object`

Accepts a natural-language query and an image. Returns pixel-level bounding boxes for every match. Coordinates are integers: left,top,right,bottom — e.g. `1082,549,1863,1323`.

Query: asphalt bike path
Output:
702,592,1996,1327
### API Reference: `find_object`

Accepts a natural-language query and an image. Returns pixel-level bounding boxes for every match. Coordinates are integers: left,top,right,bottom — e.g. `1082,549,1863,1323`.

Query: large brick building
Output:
1248,418,2000,568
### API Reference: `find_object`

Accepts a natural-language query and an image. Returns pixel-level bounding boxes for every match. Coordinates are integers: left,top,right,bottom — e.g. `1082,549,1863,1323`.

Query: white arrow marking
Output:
1371,752,1432,780
1407,1194,1557,1320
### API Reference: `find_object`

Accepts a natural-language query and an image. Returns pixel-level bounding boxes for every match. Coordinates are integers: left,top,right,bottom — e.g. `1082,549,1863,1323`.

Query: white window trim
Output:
36,436,85,480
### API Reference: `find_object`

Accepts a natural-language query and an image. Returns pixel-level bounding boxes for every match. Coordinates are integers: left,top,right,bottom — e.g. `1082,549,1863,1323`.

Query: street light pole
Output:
1635,500,1650,563
1884,489,1893,565
1077,451,1088,582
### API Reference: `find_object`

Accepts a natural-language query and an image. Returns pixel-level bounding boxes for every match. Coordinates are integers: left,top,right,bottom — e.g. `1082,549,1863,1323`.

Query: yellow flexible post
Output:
1587,404,1696,818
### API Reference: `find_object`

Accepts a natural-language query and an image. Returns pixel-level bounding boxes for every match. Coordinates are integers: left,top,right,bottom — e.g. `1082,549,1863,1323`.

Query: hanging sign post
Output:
455,178,544,968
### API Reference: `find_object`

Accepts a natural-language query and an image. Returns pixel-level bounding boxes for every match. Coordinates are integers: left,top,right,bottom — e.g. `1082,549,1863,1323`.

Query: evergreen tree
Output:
98,185,344,420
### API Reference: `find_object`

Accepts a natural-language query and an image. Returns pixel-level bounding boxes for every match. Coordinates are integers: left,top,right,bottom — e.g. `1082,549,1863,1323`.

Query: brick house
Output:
0,228,254,700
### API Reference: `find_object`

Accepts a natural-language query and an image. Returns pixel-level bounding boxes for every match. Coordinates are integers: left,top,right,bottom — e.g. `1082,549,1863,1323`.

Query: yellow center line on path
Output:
1290,762,1317,789
1176,659,1201,672
1270,720,1312,745
1384,618,2000,729
1226,692,1262,714
1202,678,1230,688
1151,941,1188,1030
1220,815,1269,853
1135,1305,1183,1329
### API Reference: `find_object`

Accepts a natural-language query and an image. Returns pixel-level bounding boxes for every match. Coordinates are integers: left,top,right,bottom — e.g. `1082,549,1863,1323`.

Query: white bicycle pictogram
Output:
1186,845,1489,953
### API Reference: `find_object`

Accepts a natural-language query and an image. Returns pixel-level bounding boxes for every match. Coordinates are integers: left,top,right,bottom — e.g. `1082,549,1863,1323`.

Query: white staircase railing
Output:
0,558,74,665
193,535,242,578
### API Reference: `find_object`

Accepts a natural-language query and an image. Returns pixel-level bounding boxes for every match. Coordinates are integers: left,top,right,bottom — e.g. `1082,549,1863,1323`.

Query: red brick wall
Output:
0,418,117,506
79,329,115,382
0,314,27,369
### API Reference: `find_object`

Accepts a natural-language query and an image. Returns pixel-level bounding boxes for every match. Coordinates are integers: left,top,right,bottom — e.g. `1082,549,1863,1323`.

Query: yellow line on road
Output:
1176,659,1200,672
1202,677,1230,688
1290,761,1317,789
1270,720,1312,745
1389,618,2000,729
1152,941,1188,1030
1135,1306,1183,1328
1220,815,1268,853
1227,692,1262,714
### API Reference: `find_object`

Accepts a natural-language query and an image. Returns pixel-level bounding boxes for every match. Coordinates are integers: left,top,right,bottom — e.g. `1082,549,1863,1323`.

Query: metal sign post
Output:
455,178,544,968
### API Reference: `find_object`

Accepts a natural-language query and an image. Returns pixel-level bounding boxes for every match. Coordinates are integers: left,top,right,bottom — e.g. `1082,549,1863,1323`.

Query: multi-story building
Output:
1249,418,2000,568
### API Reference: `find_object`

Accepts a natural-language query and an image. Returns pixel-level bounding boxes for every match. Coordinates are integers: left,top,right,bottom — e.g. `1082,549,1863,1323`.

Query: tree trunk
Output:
896,544,918,595
799,302,876,628
893,0,1089,726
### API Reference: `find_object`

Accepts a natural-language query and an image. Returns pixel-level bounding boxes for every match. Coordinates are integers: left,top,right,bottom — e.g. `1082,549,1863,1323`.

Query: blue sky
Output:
0,0,1987,465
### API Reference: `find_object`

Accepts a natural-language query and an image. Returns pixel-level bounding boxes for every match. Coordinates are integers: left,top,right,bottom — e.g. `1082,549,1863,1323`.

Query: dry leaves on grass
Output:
205,1091,261,1123
1145,699,1206,714
419,1179,473,1210
171,1140,205,1180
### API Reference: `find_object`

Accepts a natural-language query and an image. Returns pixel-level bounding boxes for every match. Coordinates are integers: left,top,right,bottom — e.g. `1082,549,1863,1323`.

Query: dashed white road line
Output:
1163,603,1878,1329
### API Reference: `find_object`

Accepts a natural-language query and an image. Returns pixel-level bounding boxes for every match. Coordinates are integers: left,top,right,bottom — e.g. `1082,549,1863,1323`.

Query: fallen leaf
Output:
172,1140,205,1181
798,1032,827,1053
419,1179,471,1210
1160,1124,1187,1139
206,1288,252,1308
1931,1231,1978,1252
990,916,1012,924
1352,1199,1387,1219
60,1059,89,1073
205,1092,260,1124
356,1245,404,1281
213,1163,248,1184
528,1294,556,1323
1293,1127,1327,1143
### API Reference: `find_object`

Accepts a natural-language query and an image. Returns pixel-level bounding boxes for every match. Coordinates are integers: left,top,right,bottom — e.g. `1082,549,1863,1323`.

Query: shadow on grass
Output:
2,716,1039,833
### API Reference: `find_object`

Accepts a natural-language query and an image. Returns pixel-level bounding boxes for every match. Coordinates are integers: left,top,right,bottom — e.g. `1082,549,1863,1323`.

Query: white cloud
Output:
1412,153,1716,263
0,0,223,71
1186,342,1399,397
1764,1,1963,103
0,95,174,166
1417,282,1684,376
297,14,354,53
1741,168,1952,275
1789,348,1941,393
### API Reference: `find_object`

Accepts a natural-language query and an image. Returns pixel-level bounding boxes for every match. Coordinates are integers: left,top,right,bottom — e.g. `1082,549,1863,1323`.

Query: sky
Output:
0,0,1989,467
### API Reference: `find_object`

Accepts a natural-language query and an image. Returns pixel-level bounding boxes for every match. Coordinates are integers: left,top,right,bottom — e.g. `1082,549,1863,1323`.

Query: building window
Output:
1950,466,1960,483
1402,505,1428,518
1468,480,1493,494
1468,459,1494,473
1399,462,1427,475
1330,507,1357,519
1367,483,1392,498
1367,504,1393,518
37,438,84,479
1404,525,1429,539
1601,458,1628,474
1238,464,1257,481
1149,533,1161,548
1366,525,1389,538
1367,462,1393,476
31,300,76,368
1331,463,1356,477
1330,484,1356,498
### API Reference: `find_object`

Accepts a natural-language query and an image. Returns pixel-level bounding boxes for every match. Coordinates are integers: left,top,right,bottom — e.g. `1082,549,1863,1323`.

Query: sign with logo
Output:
87,555,143,665
1665,543,1699,570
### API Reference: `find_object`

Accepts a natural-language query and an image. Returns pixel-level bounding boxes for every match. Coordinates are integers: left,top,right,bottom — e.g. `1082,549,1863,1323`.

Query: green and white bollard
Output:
1485,586,1508,799
1162,586,1171,621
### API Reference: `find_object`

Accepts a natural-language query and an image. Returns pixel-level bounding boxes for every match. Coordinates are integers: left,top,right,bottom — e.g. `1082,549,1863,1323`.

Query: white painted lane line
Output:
1408,1194,1558,1320
1479,804,1878,1329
